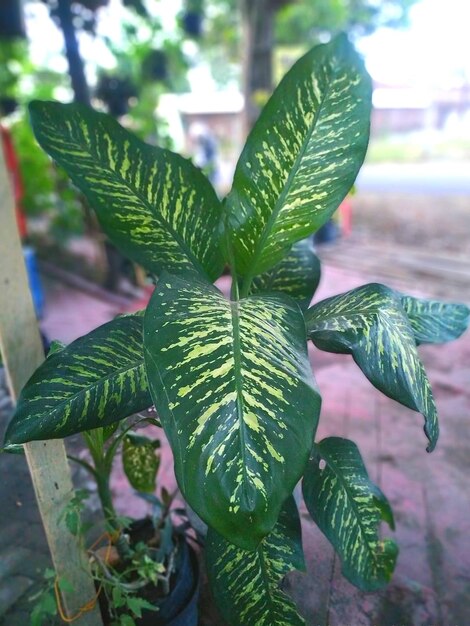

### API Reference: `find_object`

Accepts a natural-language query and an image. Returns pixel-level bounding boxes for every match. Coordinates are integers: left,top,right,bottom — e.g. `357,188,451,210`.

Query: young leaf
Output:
122,432,160,493
399,294,469,346
57,577,74,594
144,273,321,550
119,614,137,626
127,596,158,616
112,585,125,609
29,101,225,281
225,34,371,283
303,437,398,591
4,314,150,445
305,283,439,451
251,238,321,310
206,496,306,626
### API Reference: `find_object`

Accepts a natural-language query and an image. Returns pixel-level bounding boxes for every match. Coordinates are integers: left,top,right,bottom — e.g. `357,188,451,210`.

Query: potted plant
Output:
181,0,204,37
25,340,199,626
95,73,138,118
142,49,168,82
4,35,469,624
70,421,199,626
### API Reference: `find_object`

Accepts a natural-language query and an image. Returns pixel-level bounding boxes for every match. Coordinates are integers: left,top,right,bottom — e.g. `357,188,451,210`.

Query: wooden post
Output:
0,147,103,624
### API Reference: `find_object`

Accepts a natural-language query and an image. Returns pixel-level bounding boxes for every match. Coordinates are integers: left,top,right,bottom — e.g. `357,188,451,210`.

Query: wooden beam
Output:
0,144,102,624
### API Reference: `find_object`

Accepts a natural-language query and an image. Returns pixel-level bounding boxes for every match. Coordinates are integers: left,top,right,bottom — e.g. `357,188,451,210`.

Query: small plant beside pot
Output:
31,414,200,626
86,425,199,626
4,35,470,624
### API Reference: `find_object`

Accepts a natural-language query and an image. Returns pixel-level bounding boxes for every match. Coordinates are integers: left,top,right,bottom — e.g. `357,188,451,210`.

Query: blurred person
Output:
188,121,219,184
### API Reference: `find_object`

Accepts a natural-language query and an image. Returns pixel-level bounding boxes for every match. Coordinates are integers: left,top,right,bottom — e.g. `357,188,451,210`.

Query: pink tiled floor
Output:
39,261,470,626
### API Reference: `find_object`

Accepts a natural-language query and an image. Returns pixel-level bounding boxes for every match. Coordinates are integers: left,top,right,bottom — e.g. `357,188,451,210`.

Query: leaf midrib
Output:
307,304,385,328
320,448,385,570
27,358,146,421
256,544,277,619
242,65,335,284
230,301,249,505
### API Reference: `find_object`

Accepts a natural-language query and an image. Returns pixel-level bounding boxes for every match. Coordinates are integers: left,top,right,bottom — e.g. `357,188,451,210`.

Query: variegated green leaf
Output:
206,496,305,626
29,101,224,281
4,314,151,446
122,432,160,493
400,294,469,346
225,34,371,287
305,283,439,451
251,239,321,310
303,437,398,591
143,273,320,549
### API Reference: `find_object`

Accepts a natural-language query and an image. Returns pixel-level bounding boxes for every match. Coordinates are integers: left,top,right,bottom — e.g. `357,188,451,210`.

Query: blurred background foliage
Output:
0,0,419,265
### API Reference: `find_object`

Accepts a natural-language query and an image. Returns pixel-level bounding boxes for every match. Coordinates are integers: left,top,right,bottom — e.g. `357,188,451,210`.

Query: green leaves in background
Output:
122,432,160,493
206,496,306,626
225,34,371,284
4,314,151,446
29,101,224,281
305,283,439,451
400,295,469,346
144,273,320,549
303,437,398,591
251,239,321,310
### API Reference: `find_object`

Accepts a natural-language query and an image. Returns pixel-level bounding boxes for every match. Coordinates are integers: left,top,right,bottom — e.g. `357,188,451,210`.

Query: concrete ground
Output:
0,246,469,626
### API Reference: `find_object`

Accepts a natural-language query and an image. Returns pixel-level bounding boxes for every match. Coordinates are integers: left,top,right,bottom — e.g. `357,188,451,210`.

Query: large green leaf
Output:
305,283,439,451
251,238,321,310
206,496,305,626
29,101,224,281
122,432,160,493
4,314,151,446
225,34,371,284
400,294,469,346
303,437,398,591
143,273,320,549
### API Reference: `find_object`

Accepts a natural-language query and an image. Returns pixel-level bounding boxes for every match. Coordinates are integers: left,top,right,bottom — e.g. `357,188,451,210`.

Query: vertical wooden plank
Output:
0,147,103,624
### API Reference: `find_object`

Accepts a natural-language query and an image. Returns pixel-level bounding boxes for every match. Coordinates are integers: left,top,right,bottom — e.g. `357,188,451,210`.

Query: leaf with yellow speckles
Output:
305,283,439,451
4,314,150,446
303,437,398,591
399,294,469,346
205,496,306,625
143,273,321,550
29,101,224,281
225,34,371,289
251,238,321,310
122,432,160,493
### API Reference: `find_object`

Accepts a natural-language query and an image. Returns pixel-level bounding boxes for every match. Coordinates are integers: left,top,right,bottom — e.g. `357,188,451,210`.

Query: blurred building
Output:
372,82,470,134
159,91,245,194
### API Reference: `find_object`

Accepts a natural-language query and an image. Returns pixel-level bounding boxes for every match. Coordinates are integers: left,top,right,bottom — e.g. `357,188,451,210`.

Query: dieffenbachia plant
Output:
4,35,469,624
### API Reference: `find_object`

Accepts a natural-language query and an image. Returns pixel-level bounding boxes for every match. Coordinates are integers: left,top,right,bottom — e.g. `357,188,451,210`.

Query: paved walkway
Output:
1,250,469,625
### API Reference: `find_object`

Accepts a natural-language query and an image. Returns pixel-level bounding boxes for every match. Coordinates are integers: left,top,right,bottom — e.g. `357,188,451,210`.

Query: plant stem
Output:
95,472,117,531
239,272,253,299
95,470,132,561
224,219,241,302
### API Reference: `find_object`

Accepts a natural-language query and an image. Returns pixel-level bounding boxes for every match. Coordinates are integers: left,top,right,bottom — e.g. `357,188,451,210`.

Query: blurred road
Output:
357,162,470,194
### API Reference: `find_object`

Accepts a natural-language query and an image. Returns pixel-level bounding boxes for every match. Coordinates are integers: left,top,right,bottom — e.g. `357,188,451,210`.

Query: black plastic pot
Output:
138,538,199,626
0,0,25,38
182,11,203,37
143,50,168,82
101,519,199,626
314,219,339,245
0,97,18,116
95,75,137,118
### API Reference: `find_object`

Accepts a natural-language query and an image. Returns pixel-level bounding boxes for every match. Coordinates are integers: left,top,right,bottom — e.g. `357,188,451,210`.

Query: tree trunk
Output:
56,0,90,105
241,0,275,132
